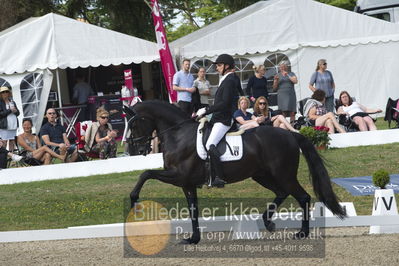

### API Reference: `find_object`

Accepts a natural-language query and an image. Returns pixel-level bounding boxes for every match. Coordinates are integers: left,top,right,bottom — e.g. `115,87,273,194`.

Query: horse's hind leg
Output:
252,176,288,232
130,169,177,208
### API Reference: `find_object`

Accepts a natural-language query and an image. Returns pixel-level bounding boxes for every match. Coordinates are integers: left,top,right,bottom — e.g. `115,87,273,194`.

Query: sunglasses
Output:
259,102,267,105
1,91,9,94
100,116,109,119
47,112,56,115
322,63,327,65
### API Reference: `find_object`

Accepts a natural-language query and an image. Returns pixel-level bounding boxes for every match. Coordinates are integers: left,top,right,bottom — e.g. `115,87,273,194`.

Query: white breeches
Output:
205,122,231,150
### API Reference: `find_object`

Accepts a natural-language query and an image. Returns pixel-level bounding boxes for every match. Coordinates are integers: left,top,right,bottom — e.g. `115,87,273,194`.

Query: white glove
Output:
196,107,207,117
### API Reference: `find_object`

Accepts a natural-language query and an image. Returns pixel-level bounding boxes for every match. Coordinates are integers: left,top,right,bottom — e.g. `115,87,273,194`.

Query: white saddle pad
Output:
196,123,243,162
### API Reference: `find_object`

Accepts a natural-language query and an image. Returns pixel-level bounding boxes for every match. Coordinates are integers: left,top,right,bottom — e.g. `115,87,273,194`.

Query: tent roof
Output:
0,13,160,74
171,0,399,58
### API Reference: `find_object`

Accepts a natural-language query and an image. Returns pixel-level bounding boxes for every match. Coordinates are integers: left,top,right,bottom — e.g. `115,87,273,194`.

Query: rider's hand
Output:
196,107,207,117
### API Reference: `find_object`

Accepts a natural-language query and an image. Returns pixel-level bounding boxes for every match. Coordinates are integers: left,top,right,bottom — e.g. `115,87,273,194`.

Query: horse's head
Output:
124,105,156,156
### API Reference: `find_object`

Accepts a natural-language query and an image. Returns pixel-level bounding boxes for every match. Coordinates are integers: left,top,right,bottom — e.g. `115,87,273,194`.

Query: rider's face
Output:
216,63,225,75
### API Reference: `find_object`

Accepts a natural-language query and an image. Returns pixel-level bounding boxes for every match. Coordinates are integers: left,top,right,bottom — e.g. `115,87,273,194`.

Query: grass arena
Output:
1,128,399,265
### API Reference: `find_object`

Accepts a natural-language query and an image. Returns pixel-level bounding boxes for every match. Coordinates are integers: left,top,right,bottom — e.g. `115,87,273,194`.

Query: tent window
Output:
234,57,254,93
20,73,43,123
190,59,218,102
368,12,390,22
0,78,11,89
264,53,291,92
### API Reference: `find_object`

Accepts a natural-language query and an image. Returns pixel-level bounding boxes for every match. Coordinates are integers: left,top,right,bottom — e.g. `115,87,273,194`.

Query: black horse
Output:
124,100,345,244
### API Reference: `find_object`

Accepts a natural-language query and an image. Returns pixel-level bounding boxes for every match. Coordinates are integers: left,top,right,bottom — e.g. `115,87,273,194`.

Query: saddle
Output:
196,118,244,161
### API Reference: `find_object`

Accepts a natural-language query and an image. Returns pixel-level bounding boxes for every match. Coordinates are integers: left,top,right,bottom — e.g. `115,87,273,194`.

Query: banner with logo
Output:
0,69,53,133
332,175,399,196
151,0,177,103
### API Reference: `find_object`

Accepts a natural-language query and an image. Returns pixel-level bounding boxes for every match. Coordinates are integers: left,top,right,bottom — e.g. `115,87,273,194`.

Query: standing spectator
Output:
40,108,79,162
0,137,22,169
246,65,268,105
273,61,298,122
173,59,195,117
309,59,335,112
193,67,211,109
0,86,19,152
72,74,94,121
84,108,117,159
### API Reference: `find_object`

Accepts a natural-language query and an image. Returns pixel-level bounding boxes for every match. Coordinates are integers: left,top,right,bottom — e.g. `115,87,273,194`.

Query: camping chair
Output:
12,136,43,167
384,97,399,128
292,97,311,130
74,121,99,161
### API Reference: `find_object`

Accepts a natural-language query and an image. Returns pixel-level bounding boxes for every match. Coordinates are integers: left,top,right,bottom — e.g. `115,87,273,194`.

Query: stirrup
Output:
208,177,226,188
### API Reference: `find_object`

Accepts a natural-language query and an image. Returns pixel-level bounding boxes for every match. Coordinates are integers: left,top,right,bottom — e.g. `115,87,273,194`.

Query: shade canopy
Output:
0,13,160,74
171,0,399,58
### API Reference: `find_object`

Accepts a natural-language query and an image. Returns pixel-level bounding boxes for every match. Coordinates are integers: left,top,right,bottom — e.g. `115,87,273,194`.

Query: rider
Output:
196,54,239,188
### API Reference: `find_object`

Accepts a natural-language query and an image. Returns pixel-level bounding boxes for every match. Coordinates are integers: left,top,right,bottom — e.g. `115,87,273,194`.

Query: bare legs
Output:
272,115,298,132
32,146,66,164
315,112,346,133
353,116,377,131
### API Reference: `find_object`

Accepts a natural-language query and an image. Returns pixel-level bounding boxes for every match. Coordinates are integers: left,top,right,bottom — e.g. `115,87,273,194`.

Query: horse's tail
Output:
293,133,346,218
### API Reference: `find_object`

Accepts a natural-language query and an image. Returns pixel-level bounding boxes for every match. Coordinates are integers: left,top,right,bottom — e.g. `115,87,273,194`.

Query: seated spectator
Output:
40,108,78,162
304,90,346,134
337,91,382,131
0,137,22,169
253,96,298,132
233,96,260,130
17,118,66,164
84,108,117,159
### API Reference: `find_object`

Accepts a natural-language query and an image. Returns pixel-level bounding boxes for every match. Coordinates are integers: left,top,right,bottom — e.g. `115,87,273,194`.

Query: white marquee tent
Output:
0,13,159,131
171,0,399,110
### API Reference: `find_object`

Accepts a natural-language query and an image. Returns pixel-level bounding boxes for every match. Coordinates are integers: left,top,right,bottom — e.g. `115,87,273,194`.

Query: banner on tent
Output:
0,70,53,133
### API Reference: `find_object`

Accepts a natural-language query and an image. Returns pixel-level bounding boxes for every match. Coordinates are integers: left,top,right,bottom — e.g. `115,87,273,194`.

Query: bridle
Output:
127,114,193,156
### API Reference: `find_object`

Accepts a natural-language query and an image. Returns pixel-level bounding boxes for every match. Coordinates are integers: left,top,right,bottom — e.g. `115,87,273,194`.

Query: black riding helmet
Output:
213,54,235,69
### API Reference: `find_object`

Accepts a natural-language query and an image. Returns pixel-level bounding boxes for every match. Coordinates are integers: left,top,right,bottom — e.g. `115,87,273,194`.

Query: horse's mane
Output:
134,100,189,122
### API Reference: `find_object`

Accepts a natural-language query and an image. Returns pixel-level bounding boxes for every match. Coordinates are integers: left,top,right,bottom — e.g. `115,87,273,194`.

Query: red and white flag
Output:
151,0,177,103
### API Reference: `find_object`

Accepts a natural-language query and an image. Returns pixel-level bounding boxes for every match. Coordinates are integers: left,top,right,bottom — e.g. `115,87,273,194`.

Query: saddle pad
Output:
196,124,243,162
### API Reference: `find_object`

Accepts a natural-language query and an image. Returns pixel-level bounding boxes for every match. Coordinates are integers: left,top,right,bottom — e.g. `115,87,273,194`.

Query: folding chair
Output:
74,121,99,161
12,136,42,167
384,97,399,128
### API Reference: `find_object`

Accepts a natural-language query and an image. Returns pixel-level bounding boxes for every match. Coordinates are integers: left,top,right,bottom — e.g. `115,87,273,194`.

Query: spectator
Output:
40,108,79,162
337,91,382,131
273,61,298,122
253,96,298,132
173,59,195,117
246,65,268,105
304,90,346,134
84,108,117,159
0,86,20,152
17,118,66,164
309,59,335,112
193,67,211,109
72,74,94,121
233,96,260,130
0,137,22,169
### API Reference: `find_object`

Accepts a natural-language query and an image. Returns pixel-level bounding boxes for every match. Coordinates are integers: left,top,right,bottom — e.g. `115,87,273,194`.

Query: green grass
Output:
1,141,399,231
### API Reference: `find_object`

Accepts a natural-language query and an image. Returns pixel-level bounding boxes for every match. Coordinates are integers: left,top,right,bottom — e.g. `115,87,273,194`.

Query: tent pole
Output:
55,68,64,125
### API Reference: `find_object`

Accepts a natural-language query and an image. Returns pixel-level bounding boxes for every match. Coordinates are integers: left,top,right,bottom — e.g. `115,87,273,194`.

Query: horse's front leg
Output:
180,186,200,244
130,169,177,208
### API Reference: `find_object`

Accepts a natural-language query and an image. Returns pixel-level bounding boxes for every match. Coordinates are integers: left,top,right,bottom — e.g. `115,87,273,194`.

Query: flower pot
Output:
316,144,326,151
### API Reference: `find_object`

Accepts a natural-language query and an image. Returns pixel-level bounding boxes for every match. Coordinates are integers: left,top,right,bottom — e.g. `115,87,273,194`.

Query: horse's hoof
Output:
179,237,200,245
264,221,276,232
294,230,308,240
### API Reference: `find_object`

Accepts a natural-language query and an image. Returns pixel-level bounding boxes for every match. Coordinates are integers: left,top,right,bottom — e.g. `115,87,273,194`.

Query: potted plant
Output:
299,126,331,149
370,169,399,234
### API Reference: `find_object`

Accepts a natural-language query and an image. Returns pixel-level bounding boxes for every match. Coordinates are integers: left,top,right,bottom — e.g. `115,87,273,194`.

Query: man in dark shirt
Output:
40,108,78,162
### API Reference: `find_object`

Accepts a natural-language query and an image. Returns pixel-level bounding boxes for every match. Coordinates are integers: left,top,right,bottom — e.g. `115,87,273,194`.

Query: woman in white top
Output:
337,91,382,131
0,86,19,151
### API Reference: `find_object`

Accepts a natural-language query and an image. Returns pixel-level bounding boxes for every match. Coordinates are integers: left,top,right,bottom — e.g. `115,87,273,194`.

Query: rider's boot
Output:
207,144,227,188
